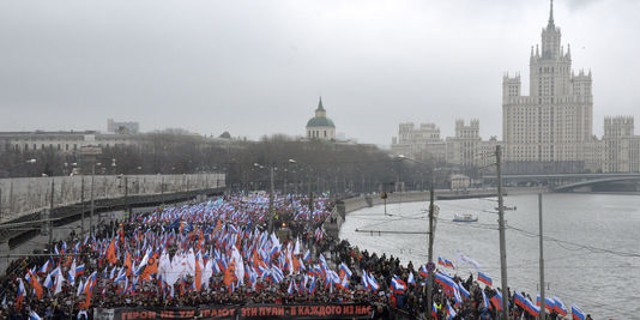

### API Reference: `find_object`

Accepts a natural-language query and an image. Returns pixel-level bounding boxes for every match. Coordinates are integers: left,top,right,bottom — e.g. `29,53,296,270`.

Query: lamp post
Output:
254,159,296,234
283,159,297,196
90,162,101,236
396,155,437,319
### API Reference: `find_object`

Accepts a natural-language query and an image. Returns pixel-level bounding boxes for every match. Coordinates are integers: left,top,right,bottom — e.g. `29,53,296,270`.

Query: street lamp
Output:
90,162,102,236
283,159,296,195
254,162,275,233
396,154,437,320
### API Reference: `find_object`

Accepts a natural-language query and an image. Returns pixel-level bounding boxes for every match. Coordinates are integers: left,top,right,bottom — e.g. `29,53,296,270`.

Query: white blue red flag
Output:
477,272,492,287
571,305,586,320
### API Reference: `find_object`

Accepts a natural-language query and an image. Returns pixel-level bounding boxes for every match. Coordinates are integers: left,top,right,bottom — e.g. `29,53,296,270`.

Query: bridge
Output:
482,173,640,192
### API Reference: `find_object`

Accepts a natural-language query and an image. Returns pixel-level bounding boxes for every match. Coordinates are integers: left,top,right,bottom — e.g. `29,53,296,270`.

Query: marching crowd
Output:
0,192,588,319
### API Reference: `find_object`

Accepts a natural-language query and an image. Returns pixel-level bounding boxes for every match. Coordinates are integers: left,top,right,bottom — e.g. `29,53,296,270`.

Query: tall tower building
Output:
503,0,593,164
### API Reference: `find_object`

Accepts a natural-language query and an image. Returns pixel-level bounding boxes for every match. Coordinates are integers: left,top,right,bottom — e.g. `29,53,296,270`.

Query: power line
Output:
506,223,640,258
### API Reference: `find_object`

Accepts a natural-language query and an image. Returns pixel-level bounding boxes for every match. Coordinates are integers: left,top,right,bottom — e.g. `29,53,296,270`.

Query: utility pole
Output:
124,176,129,220
48,179,54,244
161,175,165,205
269,166,275,234
496,145,509,319
80,176,85,236
539,193,546,319
426,186,435,320
90,165,95,237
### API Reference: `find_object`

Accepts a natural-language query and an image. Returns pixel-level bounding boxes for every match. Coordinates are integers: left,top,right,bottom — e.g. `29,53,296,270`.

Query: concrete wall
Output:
0,173,225,224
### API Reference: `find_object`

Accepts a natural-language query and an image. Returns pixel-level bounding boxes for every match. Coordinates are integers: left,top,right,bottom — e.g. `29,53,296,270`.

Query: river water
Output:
339,193,640,319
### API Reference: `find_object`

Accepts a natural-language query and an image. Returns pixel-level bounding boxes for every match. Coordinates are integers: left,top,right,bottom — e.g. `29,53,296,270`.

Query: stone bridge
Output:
482,173,640,192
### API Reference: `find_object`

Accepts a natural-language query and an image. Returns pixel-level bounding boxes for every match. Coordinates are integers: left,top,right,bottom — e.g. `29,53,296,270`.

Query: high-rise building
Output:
603,116,640,173
446,119,481,167
502,0,592,164
391,122,446,163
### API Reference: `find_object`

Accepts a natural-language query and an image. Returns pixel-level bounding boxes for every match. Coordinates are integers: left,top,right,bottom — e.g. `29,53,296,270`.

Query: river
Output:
339,193,640,319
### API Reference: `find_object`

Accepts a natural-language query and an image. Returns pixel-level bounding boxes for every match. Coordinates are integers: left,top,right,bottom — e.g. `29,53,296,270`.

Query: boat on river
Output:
453,213,478,223
495,205,517,211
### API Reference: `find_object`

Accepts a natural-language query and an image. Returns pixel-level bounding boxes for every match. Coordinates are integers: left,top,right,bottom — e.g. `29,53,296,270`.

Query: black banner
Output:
94,303,373,320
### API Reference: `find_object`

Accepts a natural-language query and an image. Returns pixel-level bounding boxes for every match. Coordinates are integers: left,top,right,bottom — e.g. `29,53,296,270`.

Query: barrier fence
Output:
0,173,225,224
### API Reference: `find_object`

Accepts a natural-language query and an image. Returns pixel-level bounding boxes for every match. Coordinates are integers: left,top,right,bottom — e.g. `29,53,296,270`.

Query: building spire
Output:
548,0,555,26
317,96,325,111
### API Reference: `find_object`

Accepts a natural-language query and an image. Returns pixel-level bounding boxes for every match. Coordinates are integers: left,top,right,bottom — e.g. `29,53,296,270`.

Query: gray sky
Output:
1,0,639,147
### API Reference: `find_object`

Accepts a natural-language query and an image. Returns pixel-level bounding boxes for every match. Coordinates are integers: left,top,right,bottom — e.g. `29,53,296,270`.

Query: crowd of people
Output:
0,192,588,319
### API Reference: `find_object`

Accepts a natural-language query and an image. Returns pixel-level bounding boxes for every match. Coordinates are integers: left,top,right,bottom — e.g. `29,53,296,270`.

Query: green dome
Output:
306,117,335,128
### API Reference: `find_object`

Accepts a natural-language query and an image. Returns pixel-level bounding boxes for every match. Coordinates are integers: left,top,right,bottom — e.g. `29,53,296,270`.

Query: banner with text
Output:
94,303,373,320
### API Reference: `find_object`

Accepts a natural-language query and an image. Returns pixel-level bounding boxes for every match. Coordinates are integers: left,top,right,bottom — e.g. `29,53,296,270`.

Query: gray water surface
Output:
340,193,640,319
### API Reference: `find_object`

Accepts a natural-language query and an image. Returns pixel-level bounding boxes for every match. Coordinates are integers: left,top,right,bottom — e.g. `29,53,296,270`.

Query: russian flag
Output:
43,273,54,290
481,290,490,310
453,287,462,306
391,276,406,293
490,291,504,311
340,274,349,290
339,263,352,278
553,296,568,316
29,310,42,320
419,265,428,278
444,259,455,269
303,249,311,262
368,272,379,291
75,264,85,277
477,272,492,287
435,272,457,293
446,300,457,320
39,260,50,275
16,278,25,308
457,282,470,299
287,280,294,295
514,291,539,317
407,272,416,286
571,305,586,320
438,256,445,267
308,277,317,295
536,294,556,312
361,270,370,289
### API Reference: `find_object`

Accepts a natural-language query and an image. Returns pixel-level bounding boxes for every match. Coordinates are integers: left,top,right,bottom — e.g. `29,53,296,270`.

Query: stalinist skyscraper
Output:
502,0,593,163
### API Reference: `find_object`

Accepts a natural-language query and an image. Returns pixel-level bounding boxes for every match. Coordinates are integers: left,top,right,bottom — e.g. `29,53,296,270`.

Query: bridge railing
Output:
0,173,225,224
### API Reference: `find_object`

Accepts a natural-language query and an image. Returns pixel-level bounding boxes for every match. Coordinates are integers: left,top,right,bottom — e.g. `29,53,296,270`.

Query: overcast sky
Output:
1,0,639,147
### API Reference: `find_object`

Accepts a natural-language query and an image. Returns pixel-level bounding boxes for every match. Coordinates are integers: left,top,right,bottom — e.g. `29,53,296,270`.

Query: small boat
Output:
453,213,478,223
495,205,517,211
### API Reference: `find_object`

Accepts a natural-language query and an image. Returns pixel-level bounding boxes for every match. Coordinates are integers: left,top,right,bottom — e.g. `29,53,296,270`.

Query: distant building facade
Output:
602,116,640,173
391,119,499,167
446,120,481,167
306,98,336,141
391,122,446,164
107,118,140,134
0,131,136,154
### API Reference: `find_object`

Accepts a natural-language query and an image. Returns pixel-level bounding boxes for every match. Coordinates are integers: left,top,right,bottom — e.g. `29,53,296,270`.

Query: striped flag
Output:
490,290,504,311
553,296,568,316
407,272,415,286
571,305,586,320
481,290,490,310
477,272,492,287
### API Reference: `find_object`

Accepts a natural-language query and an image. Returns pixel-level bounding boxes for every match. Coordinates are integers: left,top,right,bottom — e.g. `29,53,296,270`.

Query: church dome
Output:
306,117,335,128
305,97,336,128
